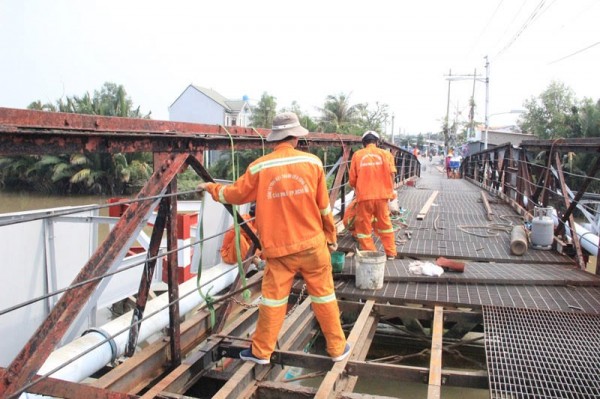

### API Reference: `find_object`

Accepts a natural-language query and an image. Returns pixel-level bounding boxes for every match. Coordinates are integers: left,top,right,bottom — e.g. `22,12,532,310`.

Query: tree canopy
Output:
519,80,600,139
0,83,152,195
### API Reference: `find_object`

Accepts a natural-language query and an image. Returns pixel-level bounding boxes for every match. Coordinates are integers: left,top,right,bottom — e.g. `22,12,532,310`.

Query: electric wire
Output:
548,41,600,65
467,0,505,58
495,0,553,58
0,188,200,228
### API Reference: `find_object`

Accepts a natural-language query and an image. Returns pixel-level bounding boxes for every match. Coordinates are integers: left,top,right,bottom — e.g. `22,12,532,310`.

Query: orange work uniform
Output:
220,214,256,264
349,143,397,257
203,142,347,360
343,199,358,235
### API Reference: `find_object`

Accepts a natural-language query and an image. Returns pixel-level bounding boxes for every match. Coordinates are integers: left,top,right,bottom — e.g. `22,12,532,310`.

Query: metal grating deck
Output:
334,257,600,286
349,171,575,265
483,305,600,398
327,279,600,313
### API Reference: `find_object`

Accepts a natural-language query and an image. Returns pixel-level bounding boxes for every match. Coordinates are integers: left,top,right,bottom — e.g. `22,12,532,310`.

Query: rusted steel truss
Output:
0,107,422,398
462,138,600,270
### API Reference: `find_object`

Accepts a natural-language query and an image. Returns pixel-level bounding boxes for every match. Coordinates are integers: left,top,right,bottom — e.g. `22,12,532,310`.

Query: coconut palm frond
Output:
70,168,92,185
70,154,90,166
52,163,74,182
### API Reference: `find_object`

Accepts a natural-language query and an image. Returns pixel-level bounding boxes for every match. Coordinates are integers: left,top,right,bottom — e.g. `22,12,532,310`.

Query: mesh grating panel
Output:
483,305,600,398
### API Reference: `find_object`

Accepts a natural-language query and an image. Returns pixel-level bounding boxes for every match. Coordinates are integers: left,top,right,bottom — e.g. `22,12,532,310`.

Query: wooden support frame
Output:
427,306,444,399
314,300,375,399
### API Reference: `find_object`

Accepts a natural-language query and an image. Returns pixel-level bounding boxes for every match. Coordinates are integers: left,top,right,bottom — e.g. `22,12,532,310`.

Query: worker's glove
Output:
388,197,400,215
196,182,209,193
327,242,338,252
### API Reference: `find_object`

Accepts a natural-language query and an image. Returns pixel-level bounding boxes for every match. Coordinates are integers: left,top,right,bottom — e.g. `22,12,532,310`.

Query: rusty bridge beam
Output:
0,368,137,399
328,145,352,208
0,107,367,155
0,153,189,399
554,153,586,269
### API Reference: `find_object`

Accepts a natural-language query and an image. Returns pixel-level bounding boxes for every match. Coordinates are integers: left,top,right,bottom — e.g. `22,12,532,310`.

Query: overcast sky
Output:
1,0,599,135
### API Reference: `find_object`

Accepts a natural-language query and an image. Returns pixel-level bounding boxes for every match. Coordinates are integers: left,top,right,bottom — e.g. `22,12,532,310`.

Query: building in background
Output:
169,85,251,127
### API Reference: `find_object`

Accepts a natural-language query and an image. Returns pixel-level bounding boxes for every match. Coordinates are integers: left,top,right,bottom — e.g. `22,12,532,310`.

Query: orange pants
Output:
355,199,396,257
251,242,347,360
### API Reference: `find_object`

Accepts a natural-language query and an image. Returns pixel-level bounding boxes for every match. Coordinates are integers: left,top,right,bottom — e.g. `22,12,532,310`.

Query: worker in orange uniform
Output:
197,112,349,365
349,131,397,260
343,199,358,238
220,204,259,265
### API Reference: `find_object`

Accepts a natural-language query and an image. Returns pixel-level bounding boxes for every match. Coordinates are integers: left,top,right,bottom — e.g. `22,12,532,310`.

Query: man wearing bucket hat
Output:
197,112,349,365
349,131,397,260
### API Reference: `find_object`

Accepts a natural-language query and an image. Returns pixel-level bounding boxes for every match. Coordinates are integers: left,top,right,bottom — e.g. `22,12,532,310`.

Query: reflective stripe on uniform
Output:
356,233,371,239
261,296,288,307
249,156,322,175
310,292,336,304
378,228,395,234
218,187,228,204
320,207,331,216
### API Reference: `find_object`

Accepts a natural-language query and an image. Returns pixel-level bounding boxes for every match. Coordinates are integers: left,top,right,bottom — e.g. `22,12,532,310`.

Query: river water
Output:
0,190,111,214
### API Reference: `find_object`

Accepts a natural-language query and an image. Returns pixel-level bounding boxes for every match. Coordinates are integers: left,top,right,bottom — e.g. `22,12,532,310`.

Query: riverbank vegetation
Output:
1,81,598,196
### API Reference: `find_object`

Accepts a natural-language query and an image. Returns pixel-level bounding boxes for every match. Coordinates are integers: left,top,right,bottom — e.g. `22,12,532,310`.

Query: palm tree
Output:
1,83,153,195
317,93,364,134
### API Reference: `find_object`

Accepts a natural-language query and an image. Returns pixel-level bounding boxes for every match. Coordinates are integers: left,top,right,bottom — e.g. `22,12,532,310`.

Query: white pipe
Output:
549,210,599,257
35,264,237,384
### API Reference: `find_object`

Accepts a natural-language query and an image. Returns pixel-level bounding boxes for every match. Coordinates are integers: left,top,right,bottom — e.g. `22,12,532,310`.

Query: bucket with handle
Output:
331,251,345,273
354,249,386,290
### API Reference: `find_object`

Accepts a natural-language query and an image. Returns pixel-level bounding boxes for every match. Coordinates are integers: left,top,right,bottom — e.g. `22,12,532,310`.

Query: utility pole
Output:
444,68,485,149
391,113,395,145
469,68,477,139
484,56,490,150
445,69,452,155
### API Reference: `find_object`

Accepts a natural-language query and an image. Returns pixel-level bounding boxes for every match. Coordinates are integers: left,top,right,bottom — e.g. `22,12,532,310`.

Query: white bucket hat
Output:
362,131,380,140
267,112,309,142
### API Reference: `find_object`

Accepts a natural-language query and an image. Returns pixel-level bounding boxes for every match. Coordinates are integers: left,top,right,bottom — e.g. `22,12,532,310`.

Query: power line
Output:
490,0,530,52
548,41,600,65
495,0,554,58
467,0,505,57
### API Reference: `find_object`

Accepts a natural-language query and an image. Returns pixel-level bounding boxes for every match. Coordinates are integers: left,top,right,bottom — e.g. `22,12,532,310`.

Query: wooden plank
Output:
427,306,444,399
416,191,439,220
480,191,493,221
212,298,315,399
314,300,375,399
345,361,488,389
340,314,378,394
94,274,263,394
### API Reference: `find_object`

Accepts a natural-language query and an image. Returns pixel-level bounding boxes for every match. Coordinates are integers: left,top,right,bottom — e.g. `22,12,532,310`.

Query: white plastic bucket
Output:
355,251,386,290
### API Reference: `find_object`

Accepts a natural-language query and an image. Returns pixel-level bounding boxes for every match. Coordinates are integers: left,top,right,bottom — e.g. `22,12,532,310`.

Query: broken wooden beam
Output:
416,191,439,220
480,191,494,221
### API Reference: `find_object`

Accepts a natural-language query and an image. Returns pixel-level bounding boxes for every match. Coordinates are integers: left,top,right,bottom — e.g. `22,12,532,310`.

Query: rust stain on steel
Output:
165,180,182,367
0,153,189,398
328,145,351,208
125,196,170,357
0,368,138,399
0,107,271,137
